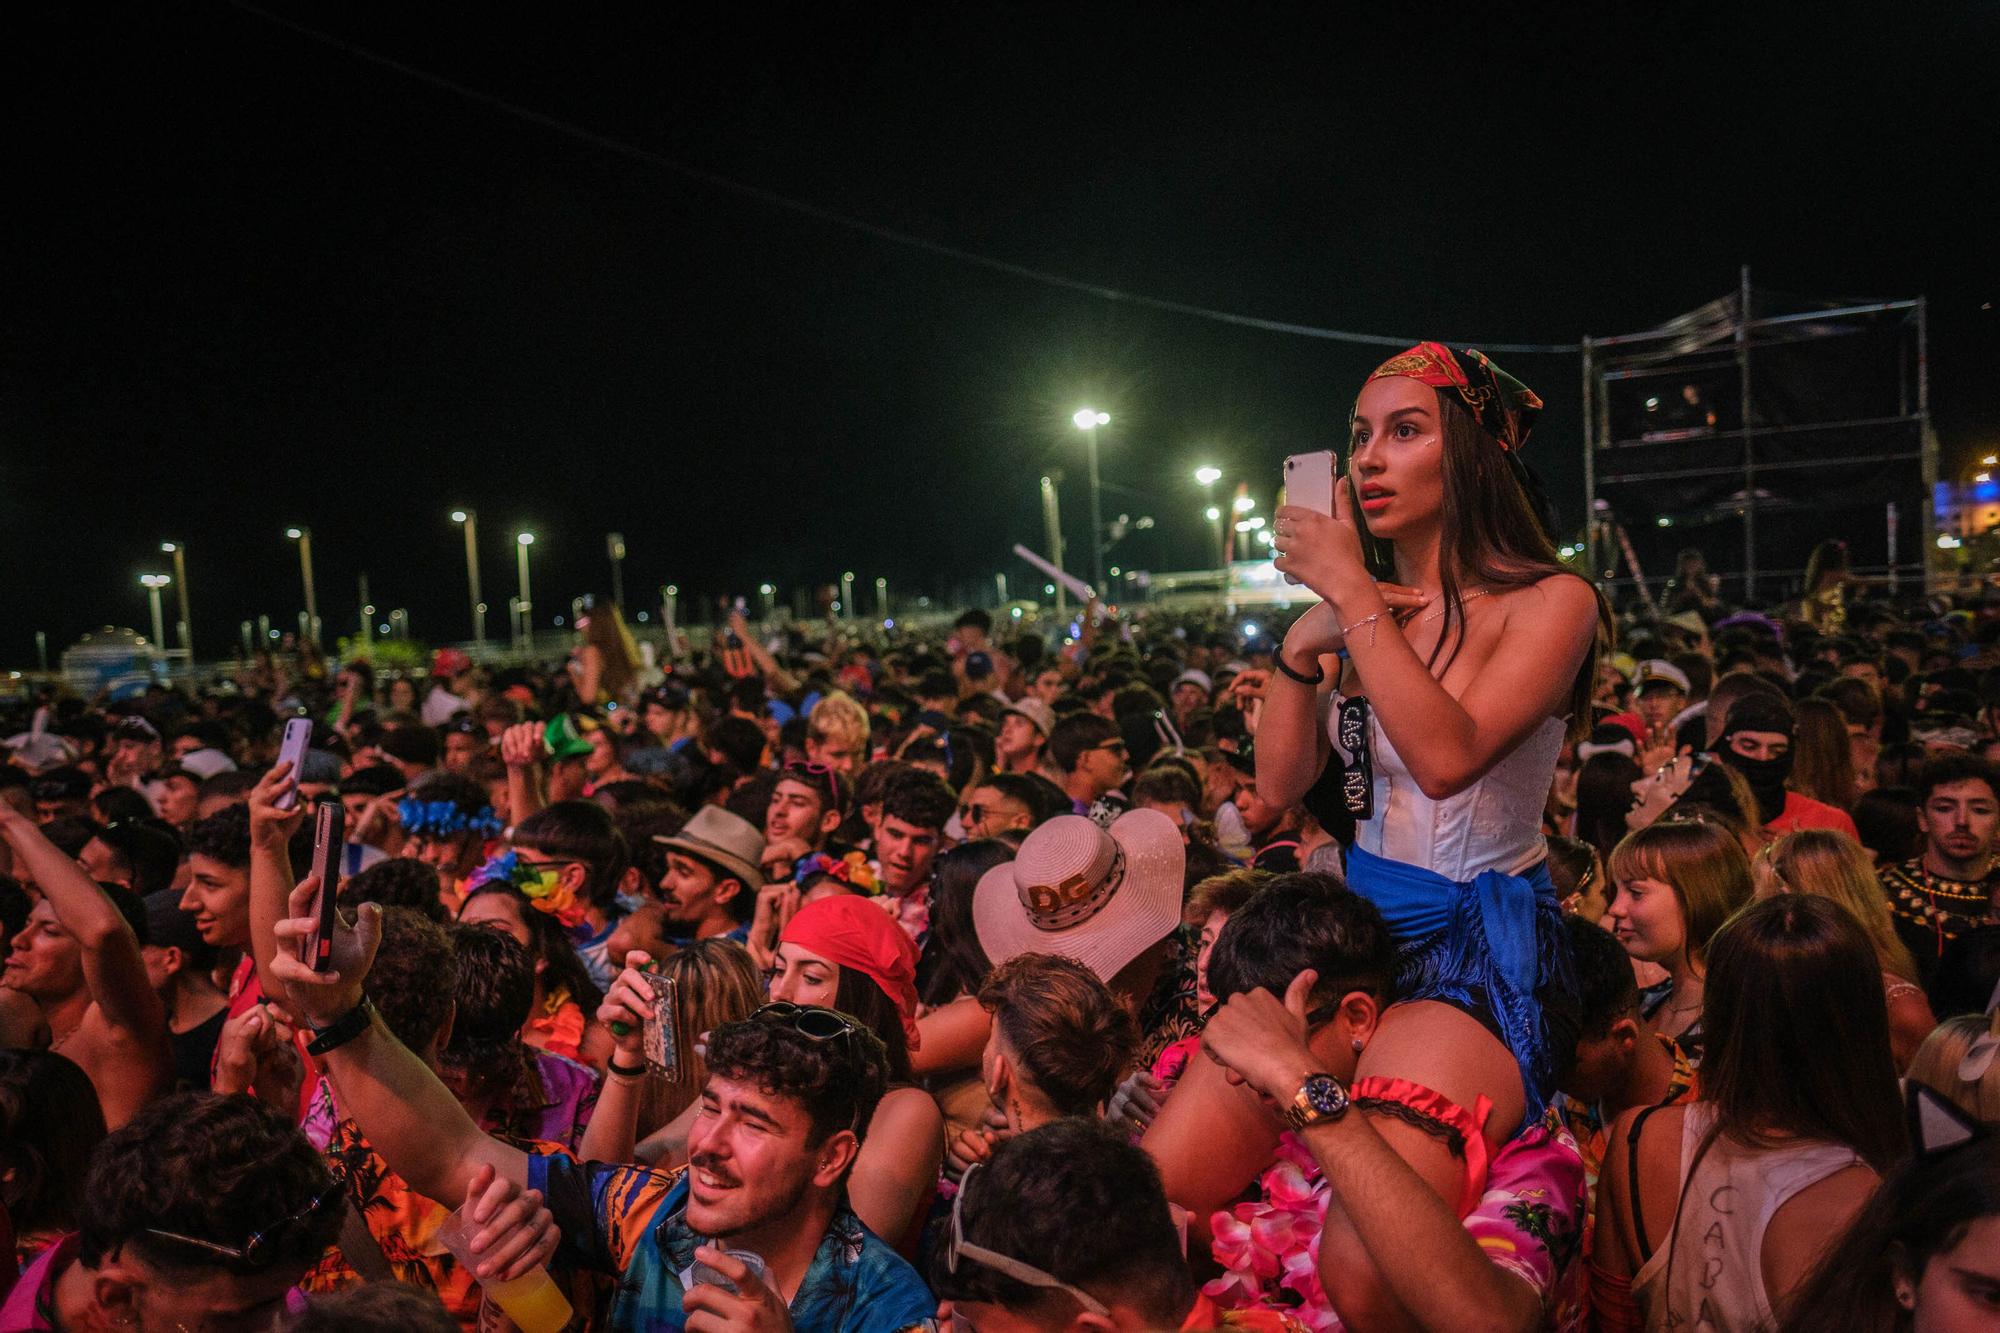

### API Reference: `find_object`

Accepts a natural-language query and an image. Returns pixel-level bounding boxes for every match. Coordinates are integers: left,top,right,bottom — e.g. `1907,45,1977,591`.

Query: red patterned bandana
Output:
1363,341,1543,452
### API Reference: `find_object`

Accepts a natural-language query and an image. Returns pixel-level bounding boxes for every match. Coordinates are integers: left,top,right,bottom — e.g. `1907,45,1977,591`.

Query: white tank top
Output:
1333,704,1563,882
1632,1104,1863,1332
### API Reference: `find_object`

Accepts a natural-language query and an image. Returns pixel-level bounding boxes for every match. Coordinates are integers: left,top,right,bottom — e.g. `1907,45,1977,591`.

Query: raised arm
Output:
576,953,657,1165
265,882,525,1203
246,763,308,1007
500,722,547,823
730,610,799,696
0,804,164,1043
1205,975,1545,1333
1276,489,1600,800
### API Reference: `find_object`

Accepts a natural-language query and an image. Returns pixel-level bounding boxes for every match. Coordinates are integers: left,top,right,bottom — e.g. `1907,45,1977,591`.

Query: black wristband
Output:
605,1057,648,1078
305,997,377,1057
1273,649,1327,686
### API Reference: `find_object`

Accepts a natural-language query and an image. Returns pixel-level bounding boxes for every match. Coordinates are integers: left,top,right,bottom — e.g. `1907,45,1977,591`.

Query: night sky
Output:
8,2,1997,663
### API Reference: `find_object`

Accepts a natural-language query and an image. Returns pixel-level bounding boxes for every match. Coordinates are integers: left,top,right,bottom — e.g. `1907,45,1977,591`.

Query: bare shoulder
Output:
1493,571,1600,618
872,1084,945,1135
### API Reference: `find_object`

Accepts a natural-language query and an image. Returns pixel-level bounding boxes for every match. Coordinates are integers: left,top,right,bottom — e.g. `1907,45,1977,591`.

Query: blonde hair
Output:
1608,818,1754,962
1906,1013,2000,1124
1762,829,1919,983
807,691,870,755
635,938,763,1133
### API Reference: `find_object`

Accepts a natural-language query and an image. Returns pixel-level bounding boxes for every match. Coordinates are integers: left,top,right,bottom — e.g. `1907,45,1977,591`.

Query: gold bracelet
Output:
1339,610,1386,646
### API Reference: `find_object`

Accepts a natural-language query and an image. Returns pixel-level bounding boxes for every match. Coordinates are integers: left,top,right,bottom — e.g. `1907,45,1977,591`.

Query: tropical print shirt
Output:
1205,1118,1587,1332
529,1157,937,1331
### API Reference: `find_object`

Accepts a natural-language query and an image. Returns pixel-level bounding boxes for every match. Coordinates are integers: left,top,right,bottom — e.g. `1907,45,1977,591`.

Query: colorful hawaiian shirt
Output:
1205,1120,1586,1332
529,1157,937,1331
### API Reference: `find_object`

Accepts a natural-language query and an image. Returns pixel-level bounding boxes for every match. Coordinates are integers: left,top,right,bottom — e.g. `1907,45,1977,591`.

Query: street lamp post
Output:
284,528,319,645
875,576,888,620
139,575,171,652
1194,466,1224,603
160,542,192,662
1040,474,1067,620
758,583,776,623
1072,409,1111,596
515,533,535,653
451,510,486,648
841,571,855,621
608,532,627,608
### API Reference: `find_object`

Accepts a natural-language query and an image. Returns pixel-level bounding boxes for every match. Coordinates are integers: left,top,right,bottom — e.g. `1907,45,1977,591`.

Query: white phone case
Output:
1283,450,1337,517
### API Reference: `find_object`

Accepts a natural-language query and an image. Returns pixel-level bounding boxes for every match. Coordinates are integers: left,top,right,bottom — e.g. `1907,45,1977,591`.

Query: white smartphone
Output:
1282,450,1337,516
274,717,313,810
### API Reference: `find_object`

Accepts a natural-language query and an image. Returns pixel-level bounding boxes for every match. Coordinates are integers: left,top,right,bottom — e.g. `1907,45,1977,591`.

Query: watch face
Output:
1304,1075,1346,1115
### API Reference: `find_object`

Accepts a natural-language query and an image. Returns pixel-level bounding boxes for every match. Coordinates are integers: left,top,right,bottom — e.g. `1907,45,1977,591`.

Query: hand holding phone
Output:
274,718,313,811
1282,450,1337,517
301,800,345,971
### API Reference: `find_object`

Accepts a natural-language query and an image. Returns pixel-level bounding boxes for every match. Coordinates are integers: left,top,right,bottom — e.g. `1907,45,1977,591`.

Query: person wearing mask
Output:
1882,752,2000,993
1715,694,1859,838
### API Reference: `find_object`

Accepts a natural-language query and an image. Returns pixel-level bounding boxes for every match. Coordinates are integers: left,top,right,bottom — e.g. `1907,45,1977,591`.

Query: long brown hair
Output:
1790,697,1859,811
1761,828,1919,983
1700,894,1907,1172
1352,393,1610,735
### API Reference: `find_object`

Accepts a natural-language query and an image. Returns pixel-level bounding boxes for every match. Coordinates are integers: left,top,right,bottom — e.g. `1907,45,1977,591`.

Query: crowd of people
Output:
5,340,2000,1331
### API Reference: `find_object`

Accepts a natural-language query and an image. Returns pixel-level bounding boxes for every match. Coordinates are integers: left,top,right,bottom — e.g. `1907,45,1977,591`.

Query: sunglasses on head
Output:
782,760,841,810
755,1001,863,1046
948,1162,1110,1315
142,1171,344,1266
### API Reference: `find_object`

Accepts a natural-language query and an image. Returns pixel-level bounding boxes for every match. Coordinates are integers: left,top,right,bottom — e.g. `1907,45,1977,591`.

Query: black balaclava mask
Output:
1718,694,1796,823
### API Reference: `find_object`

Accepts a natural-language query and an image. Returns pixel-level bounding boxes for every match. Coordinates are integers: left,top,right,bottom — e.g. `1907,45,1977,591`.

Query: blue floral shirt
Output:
529,1157,937,1331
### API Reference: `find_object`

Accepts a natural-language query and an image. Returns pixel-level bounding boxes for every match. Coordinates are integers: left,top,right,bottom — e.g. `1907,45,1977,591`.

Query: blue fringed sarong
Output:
1345,843,1578,1130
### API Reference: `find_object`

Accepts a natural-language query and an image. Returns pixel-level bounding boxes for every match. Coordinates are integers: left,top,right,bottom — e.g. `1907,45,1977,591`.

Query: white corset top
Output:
1331,704,1563,882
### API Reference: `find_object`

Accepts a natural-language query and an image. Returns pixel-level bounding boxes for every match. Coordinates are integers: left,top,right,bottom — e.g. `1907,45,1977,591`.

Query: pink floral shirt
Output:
1206,1121,1587,1332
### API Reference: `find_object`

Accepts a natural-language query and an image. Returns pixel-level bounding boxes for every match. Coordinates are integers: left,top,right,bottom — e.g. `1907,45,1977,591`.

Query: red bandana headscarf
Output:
1364,341,1543,452
780,894,922,1049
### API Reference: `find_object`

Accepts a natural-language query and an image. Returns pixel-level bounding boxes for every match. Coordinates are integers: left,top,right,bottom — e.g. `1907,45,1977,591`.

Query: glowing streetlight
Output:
284,527,319,645
1194,466,1222,487
1072,409,1111,593
1232,495,1256,514
139,574,172,649
450,509,485,647
159,541,192,661
515,532,535,650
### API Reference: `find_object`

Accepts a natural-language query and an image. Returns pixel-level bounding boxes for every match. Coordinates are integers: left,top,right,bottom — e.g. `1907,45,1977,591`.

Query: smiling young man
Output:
762,761,849,881
1885,753,2000,991
261,880,936,1331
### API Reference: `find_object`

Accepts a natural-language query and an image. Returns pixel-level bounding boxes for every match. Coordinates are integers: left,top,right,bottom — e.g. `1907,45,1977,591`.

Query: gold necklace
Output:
1415,589,1492,626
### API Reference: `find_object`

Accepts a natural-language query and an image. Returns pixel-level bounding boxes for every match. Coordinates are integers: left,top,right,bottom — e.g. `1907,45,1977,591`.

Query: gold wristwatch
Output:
1283,1072,1351,1131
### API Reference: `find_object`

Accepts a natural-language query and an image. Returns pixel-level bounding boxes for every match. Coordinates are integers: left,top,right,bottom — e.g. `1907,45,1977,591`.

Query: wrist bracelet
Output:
605,1056,648,1079
305,997,377,1057
1339,610,1387,646
1273,651,1326,687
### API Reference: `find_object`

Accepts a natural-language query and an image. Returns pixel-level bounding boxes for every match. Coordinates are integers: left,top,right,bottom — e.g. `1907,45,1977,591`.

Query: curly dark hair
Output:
80,1091,340,1278
339,857,448,923
290,1281,458,1331
363,907,459,1054
186,802,254,869
1206,872,1396,1013
0,1050,107,1241
440,924,536,1109
926,1117,1192,1321
878,767,955,833
704,1009,889,1147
